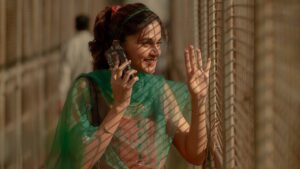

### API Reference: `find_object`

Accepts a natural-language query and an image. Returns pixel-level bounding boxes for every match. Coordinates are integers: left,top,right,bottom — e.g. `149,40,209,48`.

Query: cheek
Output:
126,52,142,67
125,48,137,60
126,45,142,57
130,47,148,60
136,47,151,57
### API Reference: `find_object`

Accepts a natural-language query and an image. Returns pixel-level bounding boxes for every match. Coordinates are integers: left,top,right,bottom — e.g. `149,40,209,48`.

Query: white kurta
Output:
60,30,93,101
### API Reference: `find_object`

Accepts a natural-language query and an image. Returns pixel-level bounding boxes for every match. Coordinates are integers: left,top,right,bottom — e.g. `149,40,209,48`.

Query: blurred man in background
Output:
59,14,93,108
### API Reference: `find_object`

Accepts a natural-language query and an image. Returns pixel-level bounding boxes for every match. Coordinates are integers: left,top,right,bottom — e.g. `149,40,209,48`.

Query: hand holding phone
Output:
106,40,139,110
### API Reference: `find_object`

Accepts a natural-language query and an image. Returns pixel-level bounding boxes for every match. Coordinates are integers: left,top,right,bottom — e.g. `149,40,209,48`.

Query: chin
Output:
140,62,157,74
142,67,156,74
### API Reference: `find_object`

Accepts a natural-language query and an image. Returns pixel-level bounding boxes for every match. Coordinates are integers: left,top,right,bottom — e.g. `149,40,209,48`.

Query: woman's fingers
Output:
116,60,130,78
185,45,210,73
122,69,137,83
112,60,131,80
119,60,131,71
184,49,192,75
111,63,119,80
196,48,203,70
126,76,139,88
185,45,205,76
205,57,212,73
189,45,197,72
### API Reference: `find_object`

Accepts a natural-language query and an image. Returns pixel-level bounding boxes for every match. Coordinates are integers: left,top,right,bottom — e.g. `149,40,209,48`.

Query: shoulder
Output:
72,71,99,90
77,31,93,40
71,70,110,92
70,76,90,93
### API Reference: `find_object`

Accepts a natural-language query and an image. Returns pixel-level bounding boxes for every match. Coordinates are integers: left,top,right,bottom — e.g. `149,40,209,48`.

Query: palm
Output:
189,69,209,97
184,46,211,99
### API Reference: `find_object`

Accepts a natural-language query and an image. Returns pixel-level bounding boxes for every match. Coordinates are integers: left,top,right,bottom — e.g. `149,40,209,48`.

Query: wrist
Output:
111,103,127,114
191,94,207,103
191,96,207,114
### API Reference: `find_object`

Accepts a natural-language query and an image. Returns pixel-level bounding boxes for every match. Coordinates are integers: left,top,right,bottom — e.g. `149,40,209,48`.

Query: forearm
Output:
82,106,125,169
186,96,208,162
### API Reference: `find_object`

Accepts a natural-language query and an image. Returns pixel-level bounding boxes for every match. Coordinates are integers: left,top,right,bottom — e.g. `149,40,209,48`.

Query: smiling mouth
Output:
143,58,157,63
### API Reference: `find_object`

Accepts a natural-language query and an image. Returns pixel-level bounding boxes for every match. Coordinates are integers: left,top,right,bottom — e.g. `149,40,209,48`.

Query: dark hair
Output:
75,15,89,31
89,3,166,70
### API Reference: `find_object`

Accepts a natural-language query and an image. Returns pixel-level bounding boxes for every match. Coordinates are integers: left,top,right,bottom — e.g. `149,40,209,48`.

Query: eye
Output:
139,39,152,47
138,39,162,49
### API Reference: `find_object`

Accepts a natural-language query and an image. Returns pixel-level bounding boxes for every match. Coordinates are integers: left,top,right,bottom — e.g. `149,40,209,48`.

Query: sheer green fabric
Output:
46,70,191,169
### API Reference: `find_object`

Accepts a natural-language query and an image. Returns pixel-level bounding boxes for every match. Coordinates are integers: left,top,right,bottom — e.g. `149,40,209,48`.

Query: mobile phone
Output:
105,40,131,73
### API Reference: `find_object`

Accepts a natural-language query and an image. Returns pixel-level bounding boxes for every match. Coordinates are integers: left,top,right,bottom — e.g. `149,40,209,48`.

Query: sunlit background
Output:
0,0,300,169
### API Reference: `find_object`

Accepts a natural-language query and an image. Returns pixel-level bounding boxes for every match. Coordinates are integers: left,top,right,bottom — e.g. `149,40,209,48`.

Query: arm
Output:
173,97,207,165
164,84,207,165
167,45,211,165
65,78,124,169
82,60,138,168
82,105,125,169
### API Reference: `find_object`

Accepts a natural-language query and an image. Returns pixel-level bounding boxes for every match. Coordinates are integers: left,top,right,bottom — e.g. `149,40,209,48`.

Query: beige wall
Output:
0,0,108,168
255,1,300,169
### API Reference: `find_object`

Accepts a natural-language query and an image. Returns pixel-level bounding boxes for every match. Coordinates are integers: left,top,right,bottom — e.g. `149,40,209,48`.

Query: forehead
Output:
139,20,161,39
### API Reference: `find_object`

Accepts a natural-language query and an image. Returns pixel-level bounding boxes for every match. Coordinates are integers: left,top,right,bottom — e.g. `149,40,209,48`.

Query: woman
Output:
47,3,211,169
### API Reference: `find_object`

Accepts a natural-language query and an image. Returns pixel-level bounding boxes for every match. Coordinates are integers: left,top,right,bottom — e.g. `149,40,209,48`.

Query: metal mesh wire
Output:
223,0,255,169
1,0,300,168
198,0,225,168
199,0,255,169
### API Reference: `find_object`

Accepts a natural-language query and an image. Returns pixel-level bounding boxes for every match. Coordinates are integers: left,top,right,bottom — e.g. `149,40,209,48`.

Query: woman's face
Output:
123,20,162,74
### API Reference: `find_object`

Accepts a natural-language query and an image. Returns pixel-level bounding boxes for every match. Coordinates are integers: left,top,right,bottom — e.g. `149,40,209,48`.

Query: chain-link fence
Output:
171,0,300,169
1,0,300,169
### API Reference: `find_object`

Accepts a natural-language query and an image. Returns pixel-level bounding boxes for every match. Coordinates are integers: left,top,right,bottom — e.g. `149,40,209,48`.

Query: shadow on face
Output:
123,20,162,74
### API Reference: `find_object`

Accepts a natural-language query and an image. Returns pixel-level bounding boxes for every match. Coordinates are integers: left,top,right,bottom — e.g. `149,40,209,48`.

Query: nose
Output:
149,45,160,56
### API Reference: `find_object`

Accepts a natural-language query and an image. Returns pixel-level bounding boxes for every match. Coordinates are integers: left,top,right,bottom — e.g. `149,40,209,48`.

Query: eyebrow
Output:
138,37,161,43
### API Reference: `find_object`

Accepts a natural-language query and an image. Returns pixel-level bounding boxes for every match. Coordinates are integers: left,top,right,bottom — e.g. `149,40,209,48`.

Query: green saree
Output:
46,70,191,169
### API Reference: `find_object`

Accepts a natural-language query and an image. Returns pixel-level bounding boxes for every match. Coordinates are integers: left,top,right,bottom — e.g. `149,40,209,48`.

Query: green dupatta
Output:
46,70,191,169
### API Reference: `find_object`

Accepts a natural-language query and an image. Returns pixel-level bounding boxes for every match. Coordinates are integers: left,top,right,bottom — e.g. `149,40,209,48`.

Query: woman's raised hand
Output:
184,45,211,100
111,60,139,111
